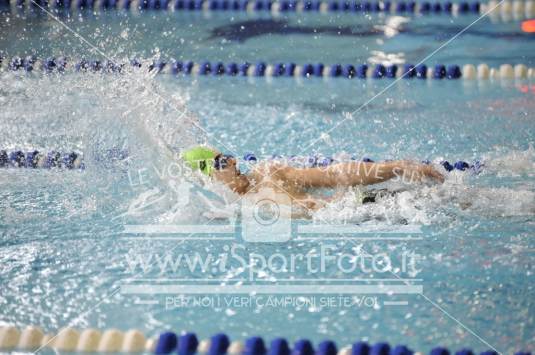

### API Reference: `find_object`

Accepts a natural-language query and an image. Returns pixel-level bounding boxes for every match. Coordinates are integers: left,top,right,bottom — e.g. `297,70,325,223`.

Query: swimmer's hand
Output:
396,161,445,183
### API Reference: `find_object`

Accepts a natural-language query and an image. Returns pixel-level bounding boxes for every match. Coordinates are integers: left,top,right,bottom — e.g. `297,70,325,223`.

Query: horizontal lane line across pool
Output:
3,0,535,19
2,56,535,80
0,149,483,174
0,326,531,355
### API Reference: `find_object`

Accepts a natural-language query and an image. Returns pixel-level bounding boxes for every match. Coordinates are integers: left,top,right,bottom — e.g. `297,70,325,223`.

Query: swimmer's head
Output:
181,146,239,178
181,146,218,176
212,153,240,182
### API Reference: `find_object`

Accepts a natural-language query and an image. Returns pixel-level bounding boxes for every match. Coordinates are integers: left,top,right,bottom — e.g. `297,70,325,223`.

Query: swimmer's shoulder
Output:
248,162,293,186
250,161,289,176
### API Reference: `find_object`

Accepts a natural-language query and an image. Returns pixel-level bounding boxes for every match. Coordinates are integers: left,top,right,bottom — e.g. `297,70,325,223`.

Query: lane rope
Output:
0,326,531,354
0,149,483,175
1,56,534,80
2,0,534,20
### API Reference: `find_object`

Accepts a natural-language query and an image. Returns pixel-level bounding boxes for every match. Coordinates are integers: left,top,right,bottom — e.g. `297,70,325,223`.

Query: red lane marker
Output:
522,19,535,32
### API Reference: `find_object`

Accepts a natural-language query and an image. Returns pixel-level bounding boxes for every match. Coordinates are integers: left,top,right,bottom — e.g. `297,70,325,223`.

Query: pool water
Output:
0,5,534,354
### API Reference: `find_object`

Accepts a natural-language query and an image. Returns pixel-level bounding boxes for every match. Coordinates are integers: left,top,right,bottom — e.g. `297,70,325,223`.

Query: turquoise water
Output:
0,6,534,355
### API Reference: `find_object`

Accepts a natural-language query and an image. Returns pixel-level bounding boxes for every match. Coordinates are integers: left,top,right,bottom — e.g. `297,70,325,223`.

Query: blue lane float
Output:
178,333,199,355
154,332,178,354
244,336,267,355
2,56,534,80
391,345,414,355
209,333,231,355
317,340,338,355
351,342,370,355
269,338,290,355
370,342,390,355
293,339,314,355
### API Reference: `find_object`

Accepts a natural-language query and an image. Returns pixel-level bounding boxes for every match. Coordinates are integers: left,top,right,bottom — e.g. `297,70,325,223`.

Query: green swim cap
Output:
181,146,218,176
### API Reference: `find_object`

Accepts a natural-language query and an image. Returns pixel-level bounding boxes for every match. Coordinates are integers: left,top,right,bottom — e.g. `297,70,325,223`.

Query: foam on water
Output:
313,154,535,227
0,68,201,223
483,144,535,177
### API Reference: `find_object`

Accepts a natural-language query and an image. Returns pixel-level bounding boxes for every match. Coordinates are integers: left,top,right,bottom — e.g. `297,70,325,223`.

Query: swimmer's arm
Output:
282,160,444,188
283,161,395,187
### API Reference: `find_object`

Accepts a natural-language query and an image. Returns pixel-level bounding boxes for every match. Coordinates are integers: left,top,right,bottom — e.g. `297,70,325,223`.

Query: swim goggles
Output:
213,154,234,171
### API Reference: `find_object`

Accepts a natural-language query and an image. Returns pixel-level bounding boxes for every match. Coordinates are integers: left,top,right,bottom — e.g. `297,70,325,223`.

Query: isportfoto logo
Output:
120,243,423,297
124,244,422,278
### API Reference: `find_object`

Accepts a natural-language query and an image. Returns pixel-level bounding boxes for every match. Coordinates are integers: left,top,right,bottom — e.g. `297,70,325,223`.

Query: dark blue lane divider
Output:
2,56,533,79
0,149,483,176
0,0,489,16
1,326,532,354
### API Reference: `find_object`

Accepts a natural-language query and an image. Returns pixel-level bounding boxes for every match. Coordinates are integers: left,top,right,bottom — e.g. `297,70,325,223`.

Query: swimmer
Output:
182,146,444,217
